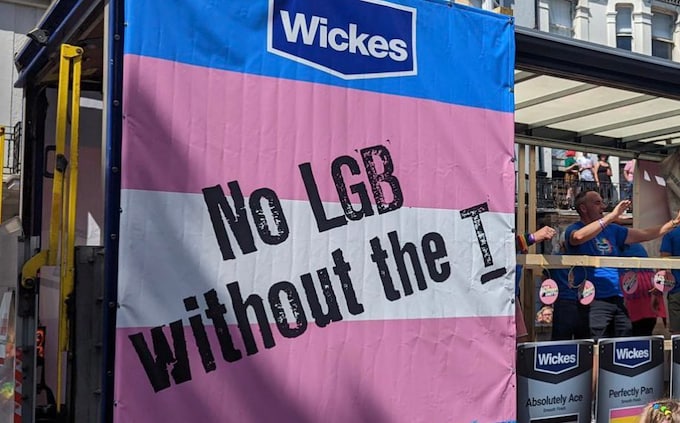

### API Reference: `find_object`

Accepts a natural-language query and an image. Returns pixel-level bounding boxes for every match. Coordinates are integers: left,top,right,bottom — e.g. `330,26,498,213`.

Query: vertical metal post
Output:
47,47,71,267
54,44,83,415
0,126,5,223
517,144,526,236
102,1,125,420
528,147,538,253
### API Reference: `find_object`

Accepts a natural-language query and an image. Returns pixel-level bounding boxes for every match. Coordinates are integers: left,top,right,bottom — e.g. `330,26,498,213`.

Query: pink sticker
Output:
654,270,676,293
539,279,559,305
579,280,595,305
620,271,638,294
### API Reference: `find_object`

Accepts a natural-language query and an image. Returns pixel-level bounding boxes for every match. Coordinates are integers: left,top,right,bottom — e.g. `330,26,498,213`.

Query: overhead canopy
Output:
12,5,680,157
515,27,680,158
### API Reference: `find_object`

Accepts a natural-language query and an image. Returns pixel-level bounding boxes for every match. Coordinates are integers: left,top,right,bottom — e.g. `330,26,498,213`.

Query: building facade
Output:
0,0,50,221
464,0,680,199
467,0,680,61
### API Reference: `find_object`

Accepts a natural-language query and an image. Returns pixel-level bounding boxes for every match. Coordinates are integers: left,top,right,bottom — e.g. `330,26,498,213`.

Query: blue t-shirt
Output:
565,221,629,299
660,227,680,295
548,264,586,301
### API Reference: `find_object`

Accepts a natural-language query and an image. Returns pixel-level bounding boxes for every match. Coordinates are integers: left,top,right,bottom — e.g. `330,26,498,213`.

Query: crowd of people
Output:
515,149,680,420
561,151,634,210
517,152,680,419
518,190,680,342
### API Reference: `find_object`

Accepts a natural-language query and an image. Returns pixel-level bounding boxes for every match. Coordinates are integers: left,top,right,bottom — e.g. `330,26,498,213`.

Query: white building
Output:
0,0,50,130
466,0,680,60
463,0,680,201
0,0,51,221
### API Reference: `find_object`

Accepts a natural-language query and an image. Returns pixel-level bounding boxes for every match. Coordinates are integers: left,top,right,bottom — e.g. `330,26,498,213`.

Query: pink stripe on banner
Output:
114,317,515,423
122,55,515,213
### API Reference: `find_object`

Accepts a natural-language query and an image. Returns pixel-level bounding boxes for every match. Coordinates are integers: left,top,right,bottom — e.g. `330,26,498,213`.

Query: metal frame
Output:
9,5,680,422
102,1,123,421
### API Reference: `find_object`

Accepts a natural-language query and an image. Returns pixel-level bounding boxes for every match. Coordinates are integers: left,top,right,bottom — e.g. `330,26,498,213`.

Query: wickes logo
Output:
614,340,652,368
534,344,579,375
268,0,417,79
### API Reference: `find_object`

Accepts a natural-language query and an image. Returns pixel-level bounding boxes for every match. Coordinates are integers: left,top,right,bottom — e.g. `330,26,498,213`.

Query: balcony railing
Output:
524,174,625,211
2,122,22,176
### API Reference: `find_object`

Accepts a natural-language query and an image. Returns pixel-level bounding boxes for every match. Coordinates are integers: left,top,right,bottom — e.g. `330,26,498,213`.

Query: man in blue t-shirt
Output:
566,190,680,339
661,227,680,334
550,263,589,340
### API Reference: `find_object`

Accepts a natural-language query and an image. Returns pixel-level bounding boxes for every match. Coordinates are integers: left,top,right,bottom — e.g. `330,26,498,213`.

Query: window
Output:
549,0,575,37
652,12,674,59
616,6,633,51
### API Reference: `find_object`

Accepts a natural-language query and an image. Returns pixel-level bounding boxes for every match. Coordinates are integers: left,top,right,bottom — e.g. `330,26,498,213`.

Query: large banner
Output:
115,0,515,422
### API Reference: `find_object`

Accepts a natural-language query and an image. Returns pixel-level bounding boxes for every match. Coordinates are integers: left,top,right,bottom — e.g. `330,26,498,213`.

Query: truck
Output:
3,0,519,421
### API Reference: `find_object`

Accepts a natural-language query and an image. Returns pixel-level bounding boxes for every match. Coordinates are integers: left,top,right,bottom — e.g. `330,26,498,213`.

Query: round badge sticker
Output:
579,280,595,305
654,270,676,293
539,279,559,305
620,271,638,294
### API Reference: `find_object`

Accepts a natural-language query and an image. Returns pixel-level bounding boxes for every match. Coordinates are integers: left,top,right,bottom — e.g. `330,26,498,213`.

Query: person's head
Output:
639,399,680,422
598,154,609,161
574,190,605,222
566,150,576,157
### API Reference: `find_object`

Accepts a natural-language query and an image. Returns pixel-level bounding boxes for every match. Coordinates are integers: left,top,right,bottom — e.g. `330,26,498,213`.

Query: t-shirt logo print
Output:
595,237,613,255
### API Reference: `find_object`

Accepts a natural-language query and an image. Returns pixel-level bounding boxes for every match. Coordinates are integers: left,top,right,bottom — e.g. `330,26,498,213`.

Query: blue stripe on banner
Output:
123,0,514,113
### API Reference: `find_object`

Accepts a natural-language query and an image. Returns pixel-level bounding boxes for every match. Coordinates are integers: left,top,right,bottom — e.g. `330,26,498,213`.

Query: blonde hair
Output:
639,399,680,423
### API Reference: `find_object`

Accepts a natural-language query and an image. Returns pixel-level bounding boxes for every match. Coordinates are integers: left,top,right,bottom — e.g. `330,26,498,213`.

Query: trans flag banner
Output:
115,0,516,421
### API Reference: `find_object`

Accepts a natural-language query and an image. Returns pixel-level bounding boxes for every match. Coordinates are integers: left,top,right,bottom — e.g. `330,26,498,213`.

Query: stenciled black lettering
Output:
203,289,242,362
249,188,289,245
421,232,450,282
268,281,308,338
128,320,191,393
331,248,365,315
388,230,426,294
369,236,400,301
299,162,347,232
331,155,374,221
301,269,343,328
460,202,506,284
361,145,403,214
202,182,256,260
184,296,216,373
228,282,275,356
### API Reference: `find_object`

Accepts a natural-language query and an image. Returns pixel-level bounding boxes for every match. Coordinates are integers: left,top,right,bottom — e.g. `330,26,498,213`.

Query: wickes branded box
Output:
596,336,664,422
669,335,680,397
517,340,594,422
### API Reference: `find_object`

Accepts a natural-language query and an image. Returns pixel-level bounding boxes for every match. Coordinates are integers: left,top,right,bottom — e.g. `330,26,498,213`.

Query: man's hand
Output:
673,210,680,226
609,199,632,221
533,226,557,243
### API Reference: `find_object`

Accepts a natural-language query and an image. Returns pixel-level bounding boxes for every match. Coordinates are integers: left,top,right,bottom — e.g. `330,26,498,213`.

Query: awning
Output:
515,27,680,157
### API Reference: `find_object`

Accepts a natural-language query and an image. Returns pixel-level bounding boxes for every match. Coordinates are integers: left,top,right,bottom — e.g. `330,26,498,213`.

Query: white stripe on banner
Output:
117,189,515,328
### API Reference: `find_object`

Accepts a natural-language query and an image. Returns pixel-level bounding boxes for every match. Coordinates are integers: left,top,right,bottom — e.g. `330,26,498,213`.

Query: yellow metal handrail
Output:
20,44,83,413
56,43,82,414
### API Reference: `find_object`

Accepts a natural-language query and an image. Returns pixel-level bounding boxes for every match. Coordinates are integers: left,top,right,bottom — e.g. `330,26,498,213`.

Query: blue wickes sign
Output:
534,344,579,375
267,0,417,79
613,339,652,368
